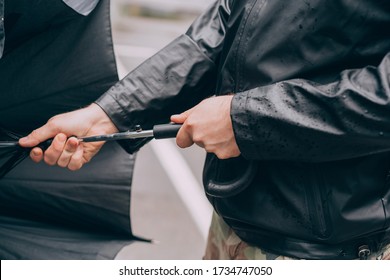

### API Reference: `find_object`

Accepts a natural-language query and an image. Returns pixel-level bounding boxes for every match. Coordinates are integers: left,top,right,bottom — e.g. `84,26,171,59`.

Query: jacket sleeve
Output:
95,0,232,153
231,51,390,162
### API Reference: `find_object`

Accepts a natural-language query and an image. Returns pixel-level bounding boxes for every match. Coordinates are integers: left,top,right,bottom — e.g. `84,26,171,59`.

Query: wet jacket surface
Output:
96,0,390,259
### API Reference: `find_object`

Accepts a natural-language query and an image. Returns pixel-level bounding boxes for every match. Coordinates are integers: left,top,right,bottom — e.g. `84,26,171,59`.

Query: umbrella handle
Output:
153,123,182,139
205,161,258,198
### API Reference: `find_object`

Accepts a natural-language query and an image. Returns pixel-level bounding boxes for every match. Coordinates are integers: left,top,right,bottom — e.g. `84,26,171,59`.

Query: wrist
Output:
87,103,119,135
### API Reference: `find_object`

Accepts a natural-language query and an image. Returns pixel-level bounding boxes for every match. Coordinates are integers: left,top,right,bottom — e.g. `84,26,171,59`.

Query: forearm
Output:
232,52,390,162
96,0,233,133
95,35,217,132
95,0,233,153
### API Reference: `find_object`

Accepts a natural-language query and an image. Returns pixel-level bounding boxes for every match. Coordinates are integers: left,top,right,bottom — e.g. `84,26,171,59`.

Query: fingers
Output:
43,133,68,166
170,107,193,124
19,122,59,148
56,137,79,168
170,96,240,159
19,105,112,171
176,124,195,148
29,133,68,164
67,145,85,171
171,108,195,148
40,134,84,170
30,147,44,163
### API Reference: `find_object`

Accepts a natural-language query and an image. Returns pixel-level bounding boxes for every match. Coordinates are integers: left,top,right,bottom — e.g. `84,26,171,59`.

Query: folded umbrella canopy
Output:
0,0,141,259
0,128,28,180
0,141,138,259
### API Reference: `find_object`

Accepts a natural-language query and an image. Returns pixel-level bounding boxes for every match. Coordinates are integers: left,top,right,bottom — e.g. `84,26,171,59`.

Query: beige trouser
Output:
203,211,390,260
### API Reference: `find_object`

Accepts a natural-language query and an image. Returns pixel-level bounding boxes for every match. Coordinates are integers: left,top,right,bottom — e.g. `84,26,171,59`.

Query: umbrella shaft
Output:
0,142,19,147
79,123,182,142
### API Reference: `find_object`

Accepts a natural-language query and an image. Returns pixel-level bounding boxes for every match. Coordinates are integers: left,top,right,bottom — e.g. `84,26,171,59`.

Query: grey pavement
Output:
111,0,213,260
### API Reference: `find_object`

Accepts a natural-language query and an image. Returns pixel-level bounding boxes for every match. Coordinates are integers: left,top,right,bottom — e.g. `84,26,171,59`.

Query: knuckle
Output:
207,146,230,159
204,145,215,154
214,150,232,160
216,153,229,160
192,135,202,144
52,144,64,153
191,130,204,143
30,129,39,138
46,118,61,134
184,119,196,130
57,161,67,168
43,156,56,166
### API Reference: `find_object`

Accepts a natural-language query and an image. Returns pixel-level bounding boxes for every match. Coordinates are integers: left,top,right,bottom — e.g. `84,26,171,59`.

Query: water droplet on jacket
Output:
379,132,384,136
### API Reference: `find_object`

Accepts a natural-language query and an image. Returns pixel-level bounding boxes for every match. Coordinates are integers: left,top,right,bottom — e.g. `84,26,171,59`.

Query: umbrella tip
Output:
151,239,160,245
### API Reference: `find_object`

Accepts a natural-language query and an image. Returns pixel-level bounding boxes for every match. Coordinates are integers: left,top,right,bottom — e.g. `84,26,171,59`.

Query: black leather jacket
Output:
96,0,390,259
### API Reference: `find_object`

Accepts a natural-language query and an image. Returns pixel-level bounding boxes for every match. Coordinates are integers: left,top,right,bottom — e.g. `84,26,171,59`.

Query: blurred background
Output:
110,0,215,259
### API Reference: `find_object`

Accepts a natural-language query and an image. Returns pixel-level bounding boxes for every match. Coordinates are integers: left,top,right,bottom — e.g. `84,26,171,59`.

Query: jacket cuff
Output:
93,99,148,154
94,93,130,132
231,92,260,160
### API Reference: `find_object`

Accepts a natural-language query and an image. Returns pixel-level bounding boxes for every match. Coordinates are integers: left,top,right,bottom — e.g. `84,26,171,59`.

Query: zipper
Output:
305,165,330,238
233,0,263,92
382,157,390,229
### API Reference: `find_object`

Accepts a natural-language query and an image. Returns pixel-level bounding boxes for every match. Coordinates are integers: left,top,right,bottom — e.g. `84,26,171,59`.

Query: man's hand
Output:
171,95,240,159
19,103,118,170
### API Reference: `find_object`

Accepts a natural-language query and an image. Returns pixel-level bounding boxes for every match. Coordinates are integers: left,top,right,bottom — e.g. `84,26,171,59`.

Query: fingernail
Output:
69,139,78,149
32,149,40,156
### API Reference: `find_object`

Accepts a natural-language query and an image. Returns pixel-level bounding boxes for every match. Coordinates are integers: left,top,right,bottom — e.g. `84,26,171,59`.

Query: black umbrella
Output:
0,0,143,259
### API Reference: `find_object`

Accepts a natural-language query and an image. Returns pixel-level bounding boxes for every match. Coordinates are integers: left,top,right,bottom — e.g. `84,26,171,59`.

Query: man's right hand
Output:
19,103,119,171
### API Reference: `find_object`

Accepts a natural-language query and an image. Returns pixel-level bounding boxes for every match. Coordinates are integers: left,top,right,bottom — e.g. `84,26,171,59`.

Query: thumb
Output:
19,124,58,147
170,107,194,124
